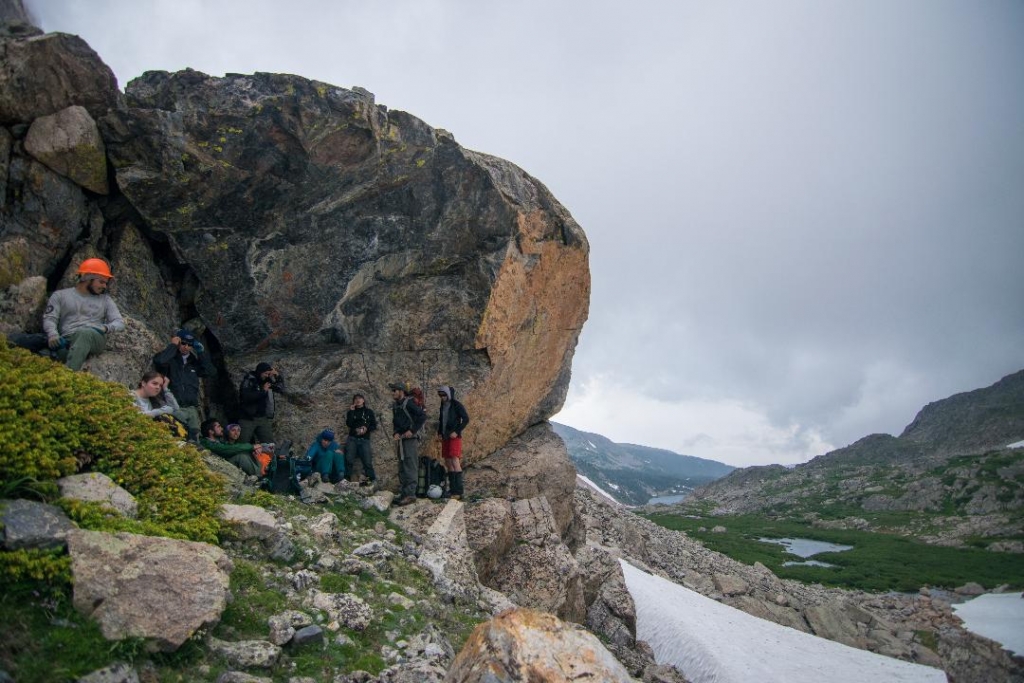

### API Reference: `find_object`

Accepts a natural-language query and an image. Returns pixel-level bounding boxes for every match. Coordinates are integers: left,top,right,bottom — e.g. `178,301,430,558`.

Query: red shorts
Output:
441,436,462,459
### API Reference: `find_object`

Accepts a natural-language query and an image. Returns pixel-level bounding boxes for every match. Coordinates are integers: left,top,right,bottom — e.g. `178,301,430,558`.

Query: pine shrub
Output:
0,344,226,546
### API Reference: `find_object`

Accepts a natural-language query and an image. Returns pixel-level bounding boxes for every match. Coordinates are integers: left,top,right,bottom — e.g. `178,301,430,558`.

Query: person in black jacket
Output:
152,328,215,438
345,393,378,486
390,381,426,506
238,361,285,444
437,385,469,499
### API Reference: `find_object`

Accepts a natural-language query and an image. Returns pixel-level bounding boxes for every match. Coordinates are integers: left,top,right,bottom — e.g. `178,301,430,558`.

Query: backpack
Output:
416,456,448,497
154,413,189,440
400,396,427,440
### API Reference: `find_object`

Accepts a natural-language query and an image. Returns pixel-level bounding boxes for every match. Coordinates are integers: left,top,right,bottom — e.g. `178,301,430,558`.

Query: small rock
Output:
77,662,139,683
954,582,985,596
58,472,137,518
207,638,281,669
215,673,272,683
711,525,727,533
0,499,76,550
291,625,324,647
388,592,416,609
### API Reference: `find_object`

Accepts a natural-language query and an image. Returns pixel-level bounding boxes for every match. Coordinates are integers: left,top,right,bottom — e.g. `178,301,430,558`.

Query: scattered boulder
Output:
0,498,76,550
713,573,749,597
954,582,986,597
67,529,233,651
57,472,138,518
76,662,139,683
207,638,281,669
267,610,313,646
290,625,323,648
24,105,108,194
219,504,279,541
0,32,120,125
305,589,372,631
446,608,633,683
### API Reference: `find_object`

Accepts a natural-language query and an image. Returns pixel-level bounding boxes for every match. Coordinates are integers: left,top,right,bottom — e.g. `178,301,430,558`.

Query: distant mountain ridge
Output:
691,369,1024,550
552,422,734,506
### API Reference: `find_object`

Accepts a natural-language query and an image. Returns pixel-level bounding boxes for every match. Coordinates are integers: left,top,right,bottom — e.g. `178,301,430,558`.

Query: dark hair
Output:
352,393,365,401
138,371,168,408
200,418,219,438
138,370,162,388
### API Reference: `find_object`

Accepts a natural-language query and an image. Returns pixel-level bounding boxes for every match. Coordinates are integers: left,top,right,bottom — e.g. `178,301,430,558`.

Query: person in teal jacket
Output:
307,428,344,484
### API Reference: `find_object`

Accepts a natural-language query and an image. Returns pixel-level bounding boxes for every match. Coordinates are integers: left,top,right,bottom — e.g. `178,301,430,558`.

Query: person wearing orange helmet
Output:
16,257,125,371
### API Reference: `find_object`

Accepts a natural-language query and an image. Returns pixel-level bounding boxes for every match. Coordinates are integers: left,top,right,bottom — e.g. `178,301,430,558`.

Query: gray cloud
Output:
28,0,1024,464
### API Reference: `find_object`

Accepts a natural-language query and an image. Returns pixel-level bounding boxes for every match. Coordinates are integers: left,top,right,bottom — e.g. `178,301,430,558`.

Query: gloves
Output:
192,340,205,354
47,336,65,350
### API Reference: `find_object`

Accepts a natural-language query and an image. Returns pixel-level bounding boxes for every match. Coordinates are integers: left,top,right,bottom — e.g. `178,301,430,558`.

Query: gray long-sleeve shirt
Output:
42,287,125,339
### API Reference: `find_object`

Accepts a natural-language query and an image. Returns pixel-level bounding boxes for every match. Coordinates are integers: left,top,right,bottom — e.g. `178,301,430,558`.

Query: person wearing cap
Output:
306,428,344,484
437,385,470,499
9,257,124,371
238,361,285,444
152,328,215,438
198,418,261,476
390,381,427,506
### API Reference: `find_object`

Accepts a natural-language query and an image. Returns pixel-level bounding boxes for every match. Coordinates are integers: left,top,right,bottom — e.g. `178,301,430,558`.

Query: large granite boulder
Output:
0,31,120,125
24,104,108,194
446,608,633,683
67,529,233,651
100,69,589,468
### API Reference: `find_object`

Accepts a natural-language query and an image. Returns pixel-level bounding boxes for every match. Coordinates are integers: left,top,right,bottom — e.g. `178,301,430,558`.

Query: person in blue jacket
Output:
307,428,344,484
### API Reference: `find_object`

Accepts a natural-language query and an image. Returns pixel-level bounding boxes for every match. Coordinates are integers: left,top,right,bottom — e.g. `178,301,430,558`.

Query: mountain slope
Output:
690,369,1024,549
552,422,734,505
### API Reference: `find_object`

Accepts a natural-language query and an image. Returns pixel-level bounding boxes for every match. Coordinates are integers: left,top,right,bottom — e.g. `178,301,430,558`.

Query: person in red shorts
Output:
436,385,469,500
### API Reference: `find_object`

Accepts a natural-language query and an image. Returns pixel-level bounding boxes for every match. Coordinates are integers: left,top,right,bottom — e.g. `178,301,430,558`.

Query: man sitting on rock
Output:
152,328,215,439
9,258,124,371
199,418,261,477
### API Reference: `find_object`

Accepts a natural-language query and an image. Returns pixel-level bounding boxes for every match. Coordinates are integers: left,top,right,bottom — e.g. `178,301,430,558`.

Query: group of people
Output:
10,257,473,502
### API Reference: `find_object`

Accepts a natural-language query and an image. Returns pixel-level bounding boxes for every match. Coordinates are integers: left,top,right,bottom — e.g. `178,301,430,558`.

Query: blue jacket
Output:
306,439,341,467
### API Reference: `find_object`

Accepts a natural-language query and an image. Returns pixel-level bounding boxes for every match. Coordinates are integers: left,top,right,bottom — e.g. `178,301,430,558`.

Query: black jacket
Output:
152,344,215,407
438,398,469,437
238,371,285,419
346,406,377,437
392,397,426,436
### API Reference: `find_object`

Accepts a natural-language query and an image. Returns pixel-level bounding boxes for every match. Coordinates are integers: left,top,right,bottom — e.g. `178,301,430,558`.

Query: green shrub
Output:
0,345,226,544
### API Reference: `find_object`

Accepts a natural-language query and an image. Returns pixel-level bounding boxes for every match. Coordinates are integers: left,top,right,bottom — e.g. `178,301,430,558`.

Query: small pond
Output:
647,494,688,505
759,537,853,568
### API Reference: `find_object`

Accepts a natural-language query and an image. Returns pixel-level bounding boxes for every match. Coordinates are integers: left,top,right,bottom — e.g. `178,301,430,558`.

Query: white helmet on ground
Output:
427,484,443,499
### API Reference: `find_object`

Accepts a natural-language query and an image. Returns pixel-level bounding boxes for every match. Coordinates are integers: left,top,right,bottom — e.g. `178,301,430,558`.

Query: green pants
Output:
57,328,106,371
173,405,201,433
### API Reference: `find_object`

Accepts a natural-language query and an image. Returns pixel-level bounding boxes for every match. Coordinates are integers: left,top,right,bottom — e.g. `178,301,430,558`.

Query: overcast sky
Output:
28,0,1024,467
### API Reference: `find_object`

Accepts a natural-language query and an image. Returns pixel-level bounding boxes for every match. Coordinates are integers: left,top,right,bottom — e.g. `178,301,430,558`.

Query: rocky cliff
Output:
0,9,588,479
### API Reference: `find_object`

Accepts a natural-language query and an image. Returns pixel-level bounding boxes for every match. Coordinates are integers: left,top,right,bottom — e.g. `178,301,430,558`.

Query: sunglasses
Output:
179,340,194,346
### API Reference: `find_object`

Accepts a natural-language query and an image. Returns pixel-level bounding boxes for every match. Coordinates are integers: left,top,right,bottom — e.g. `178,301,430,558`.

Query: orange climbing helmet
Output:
77,258,113,279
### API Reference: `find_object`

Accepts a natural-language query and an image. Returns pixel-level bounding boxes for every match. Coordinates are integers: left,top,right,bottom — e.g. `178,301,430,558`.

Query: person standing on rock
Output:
238,361,285,445
199,418,261,476
345,393,378,486
437,385,470,500
9,258,124,371
390,381,426,506
152,328,215,439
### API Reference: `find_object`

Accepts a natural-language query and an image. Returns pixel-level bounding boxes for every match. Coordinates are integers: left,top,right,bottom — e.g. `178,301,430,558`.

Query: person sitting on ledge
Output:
9,258,124,371
199,418,261,477
132,371,180,418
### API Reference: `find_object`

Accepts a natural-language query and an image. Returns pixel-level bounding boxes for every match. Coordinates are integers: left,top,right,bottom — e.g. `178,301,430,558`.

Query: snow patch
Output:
620,559,946,683
1005,439,1024,449
576,474,623,507
952,592,1024,656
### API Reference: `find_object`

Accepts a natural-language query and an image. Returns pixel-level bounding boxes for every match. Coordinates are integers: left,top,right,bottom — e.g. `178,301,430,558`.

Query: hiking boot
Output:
396,496,416,507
